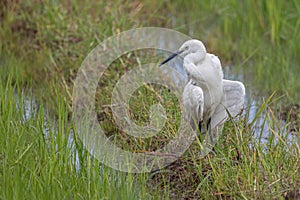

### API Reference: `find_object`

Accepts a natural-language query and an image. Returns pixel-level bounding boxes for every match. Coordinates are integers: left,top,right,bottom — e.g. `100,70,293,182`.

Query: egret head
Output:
178,39,206,57
159,39,207,66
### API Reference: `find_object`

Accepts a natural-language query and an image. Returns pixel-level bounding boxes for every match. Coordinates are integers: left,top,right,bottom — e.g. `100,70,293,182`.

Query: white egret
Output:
160,39,245,138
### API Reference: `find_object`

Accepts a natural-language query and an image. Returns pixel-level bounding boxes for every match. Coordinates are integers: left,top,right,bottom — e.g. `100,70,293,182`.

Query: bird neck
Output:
185,52,206,65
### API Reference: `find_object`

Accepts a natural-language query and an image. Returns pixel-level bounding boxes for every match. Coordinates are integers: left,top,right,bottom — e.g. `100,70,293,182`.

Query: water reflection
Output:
163,56,298,145
223,66,298,145
16,61,297,170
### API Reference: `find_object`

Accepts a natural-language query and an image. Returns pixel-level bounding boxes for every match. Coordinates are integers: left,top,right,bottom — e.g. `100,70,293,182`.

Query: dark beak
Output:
159,50,184,67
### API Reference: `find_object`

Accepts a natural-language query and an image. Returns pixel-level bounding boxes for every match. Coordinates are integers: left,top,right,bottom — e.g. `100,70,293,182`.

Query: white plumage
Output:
160,39,245,136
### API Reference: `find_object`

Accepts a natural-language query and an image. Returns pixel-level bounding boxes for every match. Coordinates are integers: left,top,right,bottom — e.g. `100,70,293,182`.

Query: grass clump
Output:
0,77,160,200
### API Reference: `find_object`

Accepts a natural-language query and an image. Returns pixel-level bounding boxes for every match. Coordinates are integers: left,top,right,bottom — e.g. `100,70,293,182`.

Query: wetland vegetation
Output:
1,0,299,199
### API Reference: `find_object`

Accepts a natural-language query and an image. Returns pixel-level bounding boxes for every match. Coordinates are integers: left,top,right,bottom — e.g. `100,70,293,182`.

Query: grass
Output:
1,0,299,103
1,75,299,199
0,77,159,200
0,0,299,199
171,0,300,101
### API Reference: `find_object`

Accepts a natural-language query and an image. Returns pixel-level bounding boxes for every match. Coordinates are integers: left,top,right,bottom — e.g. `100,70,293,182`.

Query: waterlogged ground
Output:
14,71,299,198
18,65,299,147
1,1,299,199
223,66,299,145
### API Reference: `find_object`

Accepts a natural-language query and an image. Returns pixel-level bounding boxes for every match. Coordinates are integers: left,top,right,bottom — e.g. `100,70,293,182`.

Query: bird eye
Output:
185,46,189,50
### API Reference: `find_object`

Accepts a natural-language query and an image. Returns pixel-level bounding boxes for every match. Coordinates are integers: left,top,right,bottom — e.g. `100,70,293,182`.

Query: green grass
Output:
0,0,299,199
171,0,300,101
0,77,161,200
1,76,298,199
1,0,299,104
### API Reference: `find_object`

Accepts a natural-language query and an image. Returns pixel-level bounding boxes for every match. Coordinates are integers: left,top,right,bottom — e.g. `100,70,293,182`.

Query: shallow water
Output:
16,93,82,171
224,66,298,145
15,93,37,122
166,58,298,145
17,62,297,161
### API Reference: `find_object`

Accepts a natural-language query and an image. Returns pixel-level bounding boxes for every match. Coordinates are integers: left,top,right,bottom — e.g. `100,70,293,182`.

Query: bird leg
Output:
197,120,206,142
198,117,212,141
198,120,203,141
207,117,214,144
198,120,202,133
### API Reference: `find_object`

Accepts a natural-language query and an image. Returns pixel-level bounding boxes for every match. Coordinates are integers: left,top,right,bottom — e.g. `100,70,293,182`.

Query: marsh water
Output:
18,62,298,151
